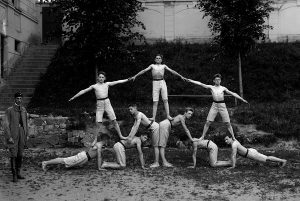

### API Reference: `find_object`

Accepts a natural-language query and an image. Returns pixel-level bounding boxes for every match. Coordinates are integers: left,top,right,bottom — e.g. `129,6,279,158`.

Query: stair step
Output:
7,80,40,85
0,88,35,93
0,44,58,109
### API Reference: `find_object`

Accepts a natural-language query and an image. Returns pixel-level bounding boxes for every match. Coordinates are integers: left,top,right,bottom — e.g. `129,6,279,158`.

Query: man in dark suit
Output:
3,92,28,182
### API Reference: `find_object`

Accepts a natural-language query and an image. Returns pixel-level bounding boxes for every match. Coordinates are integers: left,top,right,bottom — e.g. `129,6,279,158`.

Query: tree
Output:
197,0,274,98
50,0,145,76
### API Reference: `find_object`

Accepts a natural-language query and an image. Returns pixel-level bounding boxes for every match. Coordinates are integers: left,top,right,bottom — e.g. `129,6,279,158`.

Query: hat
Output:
14,92,23,98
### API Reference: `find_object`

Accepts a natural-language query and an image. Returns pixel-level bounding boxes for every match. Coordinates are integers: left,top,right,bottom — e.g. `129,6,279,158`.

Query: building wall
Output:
136,0,300,43
0,0,41,78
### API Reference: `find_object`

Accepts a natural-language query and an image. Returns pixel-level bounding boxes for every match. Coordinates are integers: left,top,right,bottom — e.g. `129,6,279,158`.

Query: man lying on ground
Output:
101,133,149,169
225,136,287,168
184,138,231,168
42,134,109,171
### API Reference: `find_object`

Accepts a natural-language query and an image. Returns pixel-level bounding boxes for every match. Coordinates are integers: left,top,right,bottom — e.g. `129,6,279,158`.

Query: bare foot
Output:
42,162,47,172
163,162,174,168
280,160,287,168
150,163,160,168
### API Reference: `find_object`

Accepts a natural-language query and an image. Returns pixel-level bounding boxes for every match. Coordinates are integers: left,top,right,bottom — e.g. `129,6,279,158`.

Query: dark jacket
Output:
4,104,28,143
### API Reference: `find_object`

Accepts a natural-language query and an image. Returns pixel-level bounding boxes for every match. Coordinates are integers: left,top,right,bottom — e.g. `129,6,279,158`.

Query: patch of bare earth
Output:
0,147,299,201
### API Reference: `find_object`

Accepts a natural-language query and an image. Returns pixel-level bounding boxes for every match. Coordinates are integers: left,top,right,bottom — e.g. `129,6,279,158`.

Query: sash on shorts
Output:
213,100,225,103
97,97,108,100
146,121,154,130
85,151,92,161
238,149,249,158
153,78,164,81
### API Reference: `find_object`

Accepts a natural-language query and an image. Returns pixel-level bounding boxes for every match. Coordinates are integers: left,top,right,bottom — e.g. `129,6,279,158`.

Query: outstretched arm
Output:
186,79,212,89
69,86,93,101
132,66,152,80
230,145,238,169
107,78,131,87
224,88,248,103
127,115,142,138
180,117,195,142
165,66,185,80
96,142,104,170
188,143,198,168
136,140,146,169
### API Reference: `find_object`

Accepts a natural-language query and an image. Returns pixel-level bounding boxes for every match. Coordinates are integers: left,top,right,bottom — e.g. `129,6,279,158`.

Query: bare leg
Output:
112,120,126,140
209,147,231,167
150,101,159,121
163,99,173,120
211,161,232,167
160,147,173,167
42,158,65,171
226,123,236,140
101,161,125,169
150,147,160,168
267,156,287,167
201,121,211,140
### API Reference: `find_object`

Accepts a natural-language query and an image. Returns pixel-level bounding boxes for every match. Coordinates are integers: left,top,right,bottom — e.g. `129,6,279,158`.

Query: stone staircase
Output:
0,44,58,111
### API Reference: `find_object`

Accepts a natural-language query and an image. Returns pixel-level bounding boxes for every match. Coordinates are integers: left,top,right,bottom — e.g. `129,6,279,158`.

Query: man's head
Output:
99,133,110,145
154,54,163,64
184,107,194,119
224,136,234,145
97,71,106,83
213,74,222,86
128,104,138,115
14,92,23,106
140,133,149,143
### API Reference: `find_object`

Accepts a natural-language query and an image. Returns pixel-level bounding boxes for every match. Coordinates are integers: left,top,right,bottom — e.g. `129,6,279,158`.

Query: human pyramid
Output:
42,54,287,171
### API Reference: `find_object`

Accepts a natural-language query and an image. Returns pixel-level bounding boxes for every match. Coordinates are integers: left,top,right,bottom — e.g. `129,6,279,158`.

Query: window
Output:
15,39,20,53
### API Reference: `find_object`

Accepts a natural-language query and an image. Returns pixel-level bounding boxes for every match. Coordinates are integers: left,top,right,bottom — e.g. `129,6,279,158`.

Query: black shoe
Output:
12,174,18,182
17,173,25,179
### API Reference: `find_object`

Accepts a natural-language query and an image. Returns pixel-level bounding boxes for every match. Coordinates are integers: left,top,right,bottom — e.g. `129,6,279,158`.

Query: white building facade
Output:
136,0,300,43
0,0,42,79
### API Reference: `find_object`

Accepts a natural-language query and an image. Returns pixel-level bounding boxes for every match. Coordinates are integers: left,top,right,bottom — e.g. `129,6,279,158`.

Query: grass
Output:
233,101,300,140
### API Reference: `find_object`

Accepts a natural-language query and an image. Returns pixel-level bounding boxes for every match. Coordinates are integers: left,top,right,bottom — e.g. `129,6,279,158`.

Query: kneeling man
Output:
42,134,109,171
101,133,148,169
187,138,231,168
225,136,287,168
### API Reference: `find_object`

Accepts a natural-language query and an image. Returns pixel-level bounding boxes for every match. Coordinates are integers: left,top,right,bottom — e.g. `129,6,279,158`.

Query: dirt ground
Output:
0,146,299,201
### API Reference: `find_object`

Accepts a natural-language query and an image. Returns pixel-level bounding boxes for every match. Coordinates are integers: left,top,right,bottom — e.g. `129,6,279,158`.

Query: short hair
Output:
100,133,110,141
128,103,137,108
185,107,194,113
155,54,163,59
213,74,222,79
98,71,106,77
14,92,23,98
140,133,148,137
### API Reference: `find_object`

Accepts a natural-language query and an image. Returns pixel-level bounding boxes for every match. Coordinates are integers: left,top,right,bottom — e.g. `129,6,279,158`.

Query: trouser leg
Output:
10,157,18,182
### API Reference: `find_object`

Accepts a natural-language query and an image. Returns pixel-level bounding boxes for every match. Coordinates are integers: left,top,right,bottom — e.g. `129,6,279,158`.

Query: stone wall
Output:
0,114,94,148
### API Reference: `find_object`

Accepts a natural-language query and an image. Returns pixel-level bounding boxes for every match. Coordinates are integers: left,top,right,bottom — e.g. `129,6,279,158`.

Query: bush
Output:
28,41,300,116
233,101,300,139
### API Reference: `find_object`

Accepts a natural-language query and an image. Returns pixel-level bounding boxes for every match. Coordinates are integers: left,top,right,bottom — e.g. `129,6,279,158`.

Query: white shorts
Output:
207,142,218,165
96,98,116,122
154,119,171,147
152,80,168,101
63,151,88,168
113,142,126,167
149,122,160,145
247,148,267,163
207,102,230,122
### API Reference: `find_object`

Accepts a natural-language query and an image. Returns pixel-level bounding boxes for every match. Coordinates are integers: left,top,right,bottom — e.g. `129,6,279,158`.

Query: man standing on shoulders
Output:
3,92,29,182
187,74,248,140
